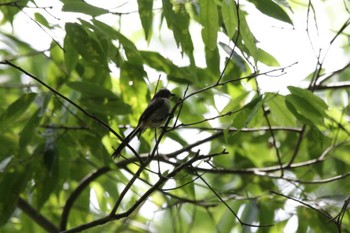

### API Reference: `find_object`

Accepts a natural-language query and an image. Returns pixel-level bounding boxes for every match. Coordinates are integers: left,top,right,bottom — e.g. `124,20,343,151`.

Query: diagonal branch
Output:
17,197,59,233
62,151,202,233
0,60,142,155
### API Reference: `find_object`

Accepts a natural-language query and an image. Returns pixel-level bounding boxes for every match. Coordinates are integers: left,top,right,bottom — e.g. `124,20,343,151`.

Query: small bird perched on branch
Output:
111,88,175,158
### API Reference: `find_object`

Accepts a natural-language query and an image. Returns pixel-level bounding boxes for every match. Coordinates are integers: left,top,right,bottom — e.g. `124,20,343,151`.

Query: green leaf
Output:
19,109,41,150
81,98,132,116
63,35,79,74
233,95,263,129
249,0,293,25
288,86,328,114
0,160,31,226
162,3,194,63
285,97,313,125
257,48,280,66
34,12,51,28
137,0,153,40
205,46,220,76
115,31,143,66
65,23,106,65
34,144,59,209
67,81,117,99
62,1,108,16
296,207,338,233
241,200,258,227
219,42,247,72
140,51,174,73
0,0,29,24
0,93,36,129
239,11,258,61
221,0,238,39
67,81,131,115
0,135,16,158
285,96,324,125
267,93,296,126
285,86,328,125
166,131,188,148
200,0,219,50
92,19,143,66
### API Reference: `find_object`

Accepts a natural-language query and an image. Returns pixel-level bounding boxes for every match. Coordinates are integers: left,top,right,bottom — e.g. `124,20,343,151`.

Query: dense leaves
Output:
0,0,349,233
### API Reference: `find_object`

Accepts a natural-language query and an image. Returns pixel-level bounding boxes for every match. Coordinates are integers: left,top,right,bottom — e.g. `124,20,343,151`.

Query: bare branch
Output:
192,165,273,228
270,191,335,222
17,197,59,233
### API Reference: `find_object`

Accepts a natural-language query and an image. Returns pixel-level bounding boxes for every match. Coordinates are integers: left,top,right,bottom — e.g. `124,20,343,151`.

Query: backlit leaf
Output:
62,1,108,16
200,0,219,50
249,0,293,25
138,0,153,40
0,93,36,129
222,0,238,39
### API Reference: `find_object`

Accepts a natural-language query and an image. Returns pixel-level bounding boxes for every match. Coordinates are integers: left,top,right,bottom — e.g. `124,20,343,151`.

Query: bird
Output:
111,88,175,158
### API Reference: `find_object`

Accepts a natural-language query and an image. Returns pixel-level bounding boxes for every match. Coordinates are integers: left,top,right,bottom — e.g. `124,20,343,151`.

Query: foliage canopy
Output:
0,0,349,232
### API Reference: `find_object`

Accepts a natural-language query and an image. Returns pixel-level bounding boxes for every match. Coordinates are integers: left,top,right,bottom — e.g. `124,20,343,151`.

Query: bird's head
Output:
153,88,175,99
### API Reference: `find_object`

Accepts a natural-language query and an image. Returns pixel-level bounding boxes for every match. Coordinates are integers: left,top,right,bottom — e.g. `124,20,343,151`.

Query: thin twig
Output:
192,165,273,228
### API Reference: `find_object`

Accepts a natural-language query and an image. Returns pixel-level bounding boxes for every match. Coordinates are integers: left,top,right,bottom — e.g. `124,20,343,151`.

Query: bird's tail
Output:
111,126,141,159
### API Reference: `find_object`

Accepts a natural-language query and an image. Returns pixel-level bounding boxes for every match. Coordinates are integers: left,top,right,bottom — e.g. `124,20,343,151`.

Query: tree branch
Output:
62,151,201,233
17,197,59,233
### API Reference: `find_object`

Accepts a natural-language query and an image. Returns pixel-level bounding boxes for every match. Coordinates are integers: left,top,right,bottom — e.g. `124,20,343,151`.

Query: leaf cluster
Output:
0,0,349,233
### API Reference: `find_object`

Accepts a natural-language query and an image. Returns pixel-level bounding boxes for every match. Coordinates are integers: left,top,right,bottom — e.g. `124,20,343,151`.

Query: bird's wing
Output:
138,98,165,124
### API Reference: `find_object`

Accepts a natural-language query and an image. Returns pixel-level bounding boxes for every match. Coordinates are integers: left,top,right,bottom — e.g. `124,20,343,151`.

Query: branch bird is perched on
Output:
111,88,175,158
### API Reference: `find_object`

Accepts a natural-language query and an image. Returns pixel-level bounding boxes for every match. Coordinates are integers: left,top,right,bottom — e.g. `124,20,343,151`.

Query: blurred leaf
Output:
220,92,249,125
166,131,188,148
67,81,117,99
0,135,16,158
81,97,132,115
34,12,51,29
296,206,337,232
286,86,328,125
0,93,36,129
233,95,263,129
267,93,296,126
0,160,31,226
219,42,247,73
241,201,258,233
315,194,349,209
65,23,106,66
137,0,153,40
249,0,293,24
285,95,320,125
0,0,349,232
217,201,241,232
258,197,279,226
0,0,29,24
162,2,194,63
120,62,147,93
63,35,79,74
116,32,143,66
222,0,238,39
200,0,219,50
33,144,59,209
205,46,220,76
19,109,41,150
178,171,196,198
62,0,108,16
140,51,175,74
239,11,258,61
288,86,328,114
92,19,143,66
257,48,280,66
